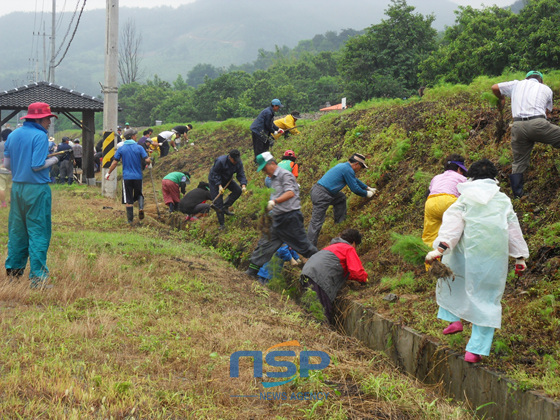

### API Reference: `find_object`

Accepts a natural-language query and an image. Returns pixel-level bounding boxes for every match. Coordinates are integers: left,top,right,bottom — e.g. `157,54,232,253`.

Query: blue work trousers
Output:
438,307,495,356
6,183,52,280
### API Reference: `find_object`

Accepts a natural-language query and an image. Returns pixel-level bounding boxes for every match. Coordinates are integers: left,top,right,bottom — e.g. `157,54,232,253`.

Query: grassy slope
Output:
151,72,560,399
0,186,474,418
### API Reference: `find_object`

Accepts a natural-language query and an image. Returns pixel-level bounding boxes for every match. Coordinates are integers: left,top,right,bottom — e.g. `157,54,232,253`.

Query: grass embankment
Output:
146,71,560,399
0,186,474,418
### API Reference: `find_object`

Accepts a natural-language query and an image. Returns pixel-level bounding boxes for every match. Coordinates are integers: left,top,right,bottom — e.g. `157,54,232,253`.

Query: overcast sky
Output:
0,0,515,18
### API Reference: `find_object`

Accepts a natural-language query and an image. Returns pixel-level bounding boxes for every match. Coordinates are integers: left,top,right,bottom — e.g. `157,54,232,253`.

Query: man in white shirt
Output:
492,70,560,197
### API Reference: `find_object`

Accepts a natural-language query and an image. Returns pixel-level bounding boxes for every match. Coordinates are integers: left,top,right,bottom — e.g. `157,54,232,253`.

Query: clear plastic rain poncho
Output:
433,179,529,329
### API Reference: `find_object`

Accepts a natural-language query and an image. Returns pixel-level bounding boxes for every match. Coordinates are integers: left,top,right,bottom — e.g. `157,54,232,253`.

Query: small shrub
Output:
390,233,431,266
300,288,326,322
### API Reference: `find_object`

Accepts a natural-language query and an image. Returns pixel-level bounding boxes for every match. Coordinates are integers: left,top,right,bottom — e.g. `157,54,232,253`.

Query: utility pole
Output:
43,22,47,81
101,0,119,198
49,0,55,83
48,0,56,137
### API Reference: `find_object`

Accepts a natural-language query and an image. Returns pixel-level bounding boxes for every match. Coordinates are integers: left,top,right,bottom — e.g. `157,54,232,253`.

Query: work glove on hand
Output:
105,172,111,180
366,190,375,198
367,187,378,195
148,164,153,169
274,129,284,136
174,146,179,152
242,185,247,195
515,258,527,275
267,200,276,211
218,185,225,195
425,250,443,264
296,259,302,265
290,258,299,266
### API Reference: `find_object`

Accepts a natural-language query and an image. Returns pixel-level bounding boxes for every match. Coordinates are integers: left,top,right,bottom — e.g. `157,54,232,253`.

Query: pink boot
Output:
443,321,463,335
465,351,482,363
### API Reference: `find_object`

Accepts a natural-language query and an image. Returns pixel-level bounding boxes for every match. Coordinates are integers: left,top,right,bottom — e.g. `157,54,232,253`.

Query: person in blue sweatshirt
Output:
105,129,151,224
307,153,377,246
4,102,60,288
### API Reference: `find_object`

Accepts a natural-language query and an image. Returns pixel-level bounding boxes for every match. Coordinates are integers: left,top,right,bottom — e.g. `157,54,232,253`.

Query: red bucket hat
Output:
20,102,58,120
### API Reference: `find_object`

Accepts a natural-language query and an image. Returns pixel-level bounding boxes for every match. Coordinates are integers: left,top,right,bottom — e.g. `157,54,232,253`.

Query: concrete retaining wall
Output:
338,300,560,420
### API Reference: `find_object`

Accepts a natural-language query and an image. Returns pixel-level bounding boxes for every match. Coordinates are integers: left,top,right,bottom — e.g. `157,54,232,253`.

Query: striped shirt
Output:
498,78,553,118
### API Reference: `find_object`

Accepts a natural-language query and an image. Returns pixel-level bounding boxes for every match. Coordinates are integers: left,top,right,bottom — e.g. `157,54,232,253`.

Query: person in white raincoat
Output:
425,159,529,363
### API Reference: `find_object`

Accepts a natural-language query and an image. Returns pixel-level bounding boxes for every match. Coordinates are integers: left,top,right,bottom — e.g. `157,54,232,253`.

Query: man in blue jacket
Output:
307,153,377,246
4,102,60,288
106,129,151,224
208,149,247,230
250,99,284,161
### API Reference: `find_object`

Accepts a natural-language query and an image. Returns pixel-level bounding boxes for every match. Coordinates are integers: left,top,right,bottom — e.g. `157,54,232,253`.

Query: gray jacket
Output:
301,237,349,302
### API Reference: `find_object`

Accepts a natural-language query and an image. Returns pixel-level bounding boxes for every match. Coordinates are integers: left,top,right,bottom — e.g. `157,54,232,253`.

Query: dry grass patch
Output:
0,187,475,418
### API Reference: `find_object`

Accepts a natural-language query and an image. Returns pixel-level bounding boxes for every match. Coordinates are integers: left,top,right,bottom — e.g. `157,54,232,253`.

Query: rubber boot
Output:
168,203,175,213
216,209,225,229
509,173,524,198
138,196,145,220
126,206,134,224
174,203,179,212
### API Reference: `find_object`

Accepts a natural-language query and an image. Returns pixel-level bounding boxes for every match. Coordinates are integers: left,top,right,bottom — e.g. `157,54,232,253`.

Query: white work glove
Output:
105,172,111,180
218,185,225,195
367,187,378,195
425,250,443,264
366,190,374,198
290,258,299,266
148,164,153,169
242,185,247,195
190,142,194,146
274,129,284,135
296,259,302,265
267,200,276,211
174,146,179,152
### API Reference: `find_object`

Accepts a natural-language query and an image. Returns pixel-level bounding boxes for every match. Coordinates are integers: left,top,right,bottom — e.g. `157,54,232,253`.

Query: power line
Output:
54,0,87,68
54,0,80,60
56,0,68,30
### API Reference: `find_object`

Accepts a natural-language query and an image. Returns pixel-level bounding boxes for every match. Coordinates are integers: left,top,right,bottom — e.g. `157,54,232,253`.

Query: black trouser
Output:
58,160,73,185
74,157,82,169
251,131,271,161
300,275,333,323
159,136,170,157
209,181,242,226
249,210,318,267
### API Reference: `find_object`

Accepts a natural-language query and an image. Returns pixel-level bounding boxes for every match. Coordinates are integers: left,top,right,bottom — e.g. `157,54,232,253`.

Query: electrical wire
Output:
56,0,68,30
54,0,87,68
54,0,81,60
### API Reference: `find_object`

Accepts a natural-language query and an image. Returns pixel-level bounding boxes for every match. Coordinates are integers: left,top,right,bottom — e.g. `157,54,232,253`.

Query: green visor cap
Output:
526,70,543,80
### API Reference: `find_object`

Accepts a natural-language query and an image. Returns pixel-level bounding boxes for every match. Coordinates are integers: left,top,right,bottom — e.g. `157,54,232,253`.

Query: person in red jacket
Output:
300,228,368,322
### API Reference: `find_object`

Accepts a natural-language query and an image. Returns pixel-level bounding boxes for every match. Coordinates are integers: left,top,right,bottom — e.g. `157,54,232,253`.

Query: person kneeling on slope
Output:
300,228,368,323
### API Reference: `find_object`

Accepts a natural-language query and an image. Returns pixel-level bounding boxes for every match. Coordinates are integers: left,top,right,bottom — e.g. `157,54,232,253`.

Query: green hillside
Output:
146,71,560,398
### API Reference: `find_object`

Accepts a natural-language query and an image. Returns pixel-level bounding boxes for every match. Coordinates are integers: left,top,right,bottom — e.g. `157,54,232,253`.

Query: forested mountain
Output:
0,0,464,96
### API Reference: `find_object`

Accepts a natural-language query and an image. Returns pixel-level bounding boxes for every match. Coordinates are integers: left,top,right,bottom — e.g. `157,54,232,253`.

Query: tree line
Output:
117,0,560,126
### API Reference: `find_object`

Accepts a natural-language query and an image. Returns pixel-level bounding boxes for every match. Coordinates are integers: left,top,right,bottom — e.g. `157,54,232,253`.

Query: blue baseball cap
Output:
271,99,283,107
